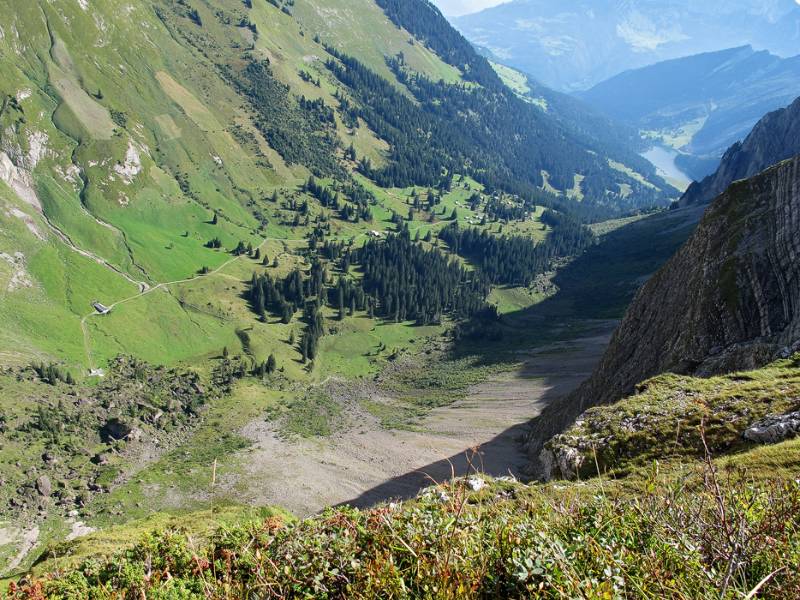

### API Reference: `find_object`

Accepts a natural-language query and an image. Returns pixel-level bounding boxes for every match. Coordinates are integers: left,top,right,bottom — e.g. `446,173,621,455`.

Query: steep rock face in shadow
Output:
586,156,800,402
527,155,800,469
679,97,800,207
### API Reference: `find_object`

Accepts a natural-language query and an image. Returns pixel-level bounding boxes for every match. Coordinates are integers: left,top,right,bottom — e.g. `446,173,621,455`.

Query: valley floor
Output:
217,324,614,515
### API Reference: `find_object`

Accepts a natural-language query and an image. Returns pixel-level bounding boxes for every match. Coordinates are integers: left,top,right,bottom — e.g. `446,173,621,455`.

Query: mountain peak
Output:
680,96,800,206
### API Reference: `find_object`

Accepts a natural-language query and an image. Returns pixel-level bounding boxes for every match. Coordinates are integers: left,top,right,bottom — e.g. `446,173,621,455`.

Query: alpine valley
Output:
0,1,799,598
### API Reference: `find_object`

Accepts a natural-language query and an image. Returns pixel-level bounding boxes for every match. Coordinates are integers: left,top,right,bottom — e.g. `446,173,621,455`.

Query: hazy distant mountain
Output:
578,46,800,167
679,96,800,207
454,0,800,91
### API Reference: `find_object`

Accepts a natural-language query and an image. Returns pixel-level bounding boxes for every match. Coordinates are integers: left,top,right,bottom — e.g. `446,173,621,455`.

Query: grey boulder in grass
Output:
745,411,800,445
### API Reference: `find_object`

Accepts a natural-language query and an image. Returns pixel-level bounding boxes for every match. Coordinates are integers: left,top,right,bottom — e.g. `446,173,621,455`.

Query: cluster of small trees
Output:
484,197,529,222
438,212,594,286
253,354,277,378
300,302,325,363
246,226,496,364
303,177,373,223
328,276,372,320
355,227,489,324
247,267,329,364
31,362,75,386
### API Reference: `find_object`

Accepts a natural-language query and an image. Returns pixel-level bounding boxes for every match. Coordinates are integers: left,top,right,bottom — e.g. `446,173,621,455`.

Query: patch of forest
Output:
439,211,594,286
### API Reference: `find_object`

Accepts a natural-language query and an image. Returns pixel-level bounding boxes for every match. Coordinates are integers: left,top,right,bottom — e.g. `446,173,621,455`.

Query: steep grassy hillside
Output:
0,0,668,373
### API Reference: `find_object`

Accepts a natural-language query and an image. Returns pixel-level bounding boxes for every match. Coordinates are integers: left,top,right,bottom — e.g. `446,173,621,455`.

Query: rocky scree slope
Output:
526,154,800,464
680,96,800,207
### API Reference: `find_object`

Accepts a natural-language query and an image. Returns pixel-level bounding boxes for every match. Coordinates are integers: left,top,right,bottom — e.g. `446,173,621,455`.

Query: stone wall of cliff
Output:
526,155,800,469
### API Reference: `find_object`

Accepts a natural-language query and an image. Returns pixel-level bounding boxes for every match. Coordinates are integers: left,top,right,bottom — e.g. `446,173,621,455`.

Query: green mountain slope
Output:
0,0,670,373
0,0,688,575
2,2,799,592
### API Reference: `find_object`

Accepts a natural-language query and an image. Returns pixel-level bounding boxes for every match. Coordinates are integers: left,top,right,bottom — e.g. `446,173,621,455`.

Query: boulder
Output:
744,411,800,445
466,477,485,492
100,417,133,442
36,475,52,497
91,452,111,466
539,443,587,481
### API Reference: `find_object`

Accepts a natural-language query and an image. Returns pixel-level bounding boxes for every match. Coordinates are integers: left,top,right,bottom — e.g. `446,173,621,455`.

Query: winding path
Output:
79,236,275,371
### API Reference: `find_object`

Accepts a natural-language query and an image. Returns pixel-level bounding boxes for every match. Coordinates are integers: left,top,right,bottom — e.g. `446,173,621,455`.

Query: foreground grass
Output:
544,355,800,480
7,440,800,599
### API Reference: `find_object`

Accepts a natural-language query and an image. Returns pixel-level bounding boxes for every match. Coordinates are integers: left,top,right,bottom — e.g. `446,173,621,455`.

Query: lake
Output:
641,146,692,191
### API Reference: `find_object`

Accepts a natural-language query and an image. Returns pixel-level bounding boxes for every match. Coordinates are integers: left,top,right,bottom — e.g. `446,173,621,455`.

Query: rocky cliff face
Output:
679,96,800,207
526,155,800,467
581,155,800,404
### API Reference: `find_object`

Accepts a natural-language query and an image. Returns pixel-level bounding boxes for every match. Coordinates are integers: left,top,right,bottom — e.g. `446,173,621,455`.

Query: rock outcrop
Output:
580,156,800,406
744,411,800,445
527,155,800,467
679,96,800,207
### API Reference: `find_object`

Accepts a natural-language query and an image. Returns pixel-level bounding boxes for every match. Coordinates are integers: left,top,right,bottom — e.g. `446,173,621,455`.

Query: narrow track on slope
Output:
79,236,274,371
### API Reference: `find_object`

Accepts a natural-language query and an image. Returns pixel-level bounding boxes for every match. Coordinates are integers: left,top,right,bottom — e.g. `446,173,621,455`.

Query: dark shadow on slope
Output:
340,206,705,508
452,205,705,366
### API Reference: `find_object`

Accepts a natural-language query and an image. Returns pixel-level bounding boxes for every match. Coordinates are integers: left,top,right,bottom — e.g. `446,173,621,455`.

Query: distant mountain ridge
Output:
680,96,800,206
454,0,800,92
578,46,800,164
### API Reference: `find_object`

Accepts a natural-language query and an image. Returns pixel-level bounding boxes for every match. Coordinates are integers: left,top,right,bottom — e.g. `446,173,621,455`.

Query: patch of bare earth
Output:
225,325,614,516
2,525,39,575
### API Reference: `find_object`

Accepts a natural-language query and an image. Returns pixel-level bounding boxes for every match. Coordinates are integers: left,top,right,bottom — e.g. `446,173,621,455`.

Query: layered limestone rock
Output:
579,156,800,408
527,155,800,471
